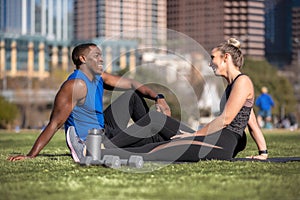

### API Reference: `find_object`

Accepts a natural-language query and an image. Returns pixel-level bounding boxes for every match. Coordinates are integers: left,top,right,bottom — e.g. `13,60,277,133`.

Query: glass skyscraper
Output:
265,0,293,68
0,0,73,41
0,0,73,81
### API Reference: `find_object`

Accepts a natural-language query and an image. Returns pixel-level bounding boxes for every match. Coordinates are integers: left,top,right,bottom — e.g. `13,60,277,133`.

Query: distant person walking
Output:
255,86,274,129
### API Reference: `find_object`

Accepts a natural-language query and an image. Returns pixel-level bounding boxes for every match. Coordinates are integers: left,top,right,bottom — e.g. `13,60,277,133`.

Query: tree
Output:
242,58,297,117
0,96,19,129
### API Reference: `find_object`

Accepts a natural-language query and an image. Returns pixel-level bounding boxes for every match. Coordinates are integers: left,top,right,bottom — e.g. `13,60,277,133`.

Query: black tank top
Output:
219,74,254,137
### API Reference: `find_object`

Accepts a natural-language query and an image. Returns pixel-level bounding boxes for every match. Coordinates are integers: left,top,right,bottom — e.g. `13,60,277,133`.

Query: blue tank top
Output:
64,70,104,141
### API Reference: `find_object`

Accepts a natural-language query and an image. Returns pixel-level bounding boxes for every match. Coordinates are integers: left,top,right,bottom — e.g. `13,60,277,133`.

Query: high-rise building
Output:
167,0,224,53
0,0,75,129
224,0,265,58
0,0,73,41
291,0,300,109
73,0,167,47
265,0,293,68
167,0,265,58
292,0,300,66
73,0,99,40
0,0,74,81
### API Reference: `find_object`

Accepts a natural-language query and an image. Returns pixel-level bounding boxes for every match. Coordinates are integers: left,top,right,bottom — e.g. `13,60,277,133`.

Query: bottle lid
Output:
88,128,105,135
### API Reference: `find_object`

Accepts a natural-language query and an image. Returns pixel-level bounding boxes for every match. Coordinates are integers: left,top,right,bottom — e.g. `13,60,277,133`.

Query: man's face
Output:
85,46,104,75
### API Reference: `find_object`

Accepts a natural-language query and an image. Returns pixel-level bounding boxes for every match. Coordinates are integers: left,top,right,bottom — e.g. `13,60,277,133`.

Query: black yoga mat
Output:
232,157,300,163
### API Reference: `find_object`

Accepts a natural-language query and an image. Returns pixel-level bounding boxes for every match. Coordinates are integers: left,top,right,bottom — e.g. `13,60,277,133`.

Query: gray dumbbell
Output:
80,155,121,169
121,155,144,168
80,156,93,166
102,155,121,168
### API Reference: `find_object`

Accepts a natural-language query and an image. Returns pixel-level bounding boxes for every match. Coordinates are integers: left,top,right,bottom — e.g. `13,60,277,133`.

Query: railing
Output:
1,89,57,104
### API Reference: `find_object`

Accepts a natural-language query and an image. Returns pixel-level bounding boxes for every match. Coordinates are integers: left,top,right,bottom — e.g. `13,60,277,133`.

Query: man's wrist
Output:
26,153,36,158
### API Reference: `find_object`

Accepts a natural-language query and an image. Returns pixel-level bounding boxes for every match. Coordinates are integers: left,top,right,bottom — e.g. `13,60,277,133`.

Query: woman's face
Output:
209,48,225,76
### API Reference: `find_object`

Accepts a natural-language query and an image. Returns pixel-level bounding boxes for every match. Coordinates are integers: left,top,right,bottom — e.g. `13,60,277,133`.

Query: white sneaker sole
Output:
66,126,80,163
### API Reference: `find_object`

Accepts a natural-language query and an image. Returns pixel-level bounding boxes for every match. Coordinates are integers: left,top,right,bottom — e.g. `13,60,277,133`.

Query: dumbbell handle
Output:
120,159,129,165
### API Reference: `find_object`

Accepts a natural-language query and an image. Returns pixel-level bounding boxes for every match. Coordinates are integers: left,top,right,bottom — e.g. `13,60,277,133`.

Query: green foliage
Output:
242,58,297,116
0,96,19,128
0,130,299,200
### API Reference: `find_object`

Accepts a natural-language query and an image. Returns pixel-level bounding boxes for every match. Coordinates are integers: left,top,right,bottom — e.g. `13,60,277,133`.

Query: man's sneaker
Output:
66,126,86,163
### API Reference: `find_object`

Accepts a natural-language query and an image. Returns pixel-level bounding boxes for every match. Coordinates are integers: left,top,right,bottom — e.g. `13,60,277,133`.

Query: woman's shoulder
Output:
235,74,252,84
232,74,254,94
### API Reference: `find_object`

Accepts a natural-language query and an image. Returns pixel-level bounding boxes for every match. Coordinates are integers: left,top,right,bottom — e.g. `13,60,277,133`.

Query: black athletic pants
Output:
103,90,246,161
103,90,194,148
102,129,245,162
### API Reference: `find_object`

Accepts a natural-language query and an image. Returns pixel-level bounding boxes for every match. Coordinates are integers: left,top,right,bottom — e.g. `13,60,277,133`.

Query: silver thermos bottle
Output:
86,128,104,161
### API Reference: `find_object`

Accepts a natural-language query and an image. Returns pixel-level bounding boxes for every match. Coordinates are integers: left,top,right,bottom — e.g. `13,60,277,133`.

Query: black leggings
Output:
103,91,194,148
102,129,245,162
103,91,246,161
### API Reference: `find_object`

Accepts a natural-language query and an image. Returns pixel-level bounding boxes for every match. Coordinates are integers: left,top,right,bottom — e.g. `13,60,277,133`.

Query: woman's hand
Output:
171,130,195,140
246,154,268,160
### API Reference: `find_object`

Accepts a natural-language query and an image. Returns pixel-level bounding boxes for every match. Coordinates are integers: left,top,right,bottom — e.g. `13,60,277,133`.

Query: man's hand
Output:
155,99,171,116
7,155,33,162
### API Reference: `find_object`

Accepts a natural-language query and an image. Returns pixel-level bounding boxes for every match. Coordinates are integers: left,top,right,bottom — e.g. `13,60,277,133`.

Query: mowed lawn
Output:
0,129,299,200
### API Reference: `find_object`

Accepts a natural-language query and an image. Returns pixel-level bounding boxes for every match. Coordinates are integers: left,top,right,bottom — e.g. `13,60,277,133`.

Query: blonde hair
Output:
227,38,241,49
215,38,244,68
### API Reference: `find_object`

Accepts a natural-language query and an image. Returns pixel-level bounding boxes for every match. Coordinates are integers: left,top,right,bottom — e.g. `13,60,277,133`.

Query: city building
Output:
0,0,73,82
0,0,74,129
264,0,300,117
292,1,300,66
265,0,293,68
0,0,73,41
291,0,300,114
0,0,299,128
73,0,167,48
167,0,265,58
167,0,224,54
224,0,265,58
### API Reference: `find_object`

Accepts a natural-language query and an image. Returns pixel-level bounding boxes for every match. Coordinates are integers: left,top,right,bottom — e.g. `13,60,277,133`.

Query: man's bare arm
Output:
8,79,87,161
102,72,171,116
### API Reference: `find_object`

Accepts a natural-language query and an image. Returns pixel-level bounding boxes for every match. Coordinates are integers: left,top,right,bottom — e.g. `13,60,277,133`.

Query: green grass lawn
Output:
0,129,299,200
